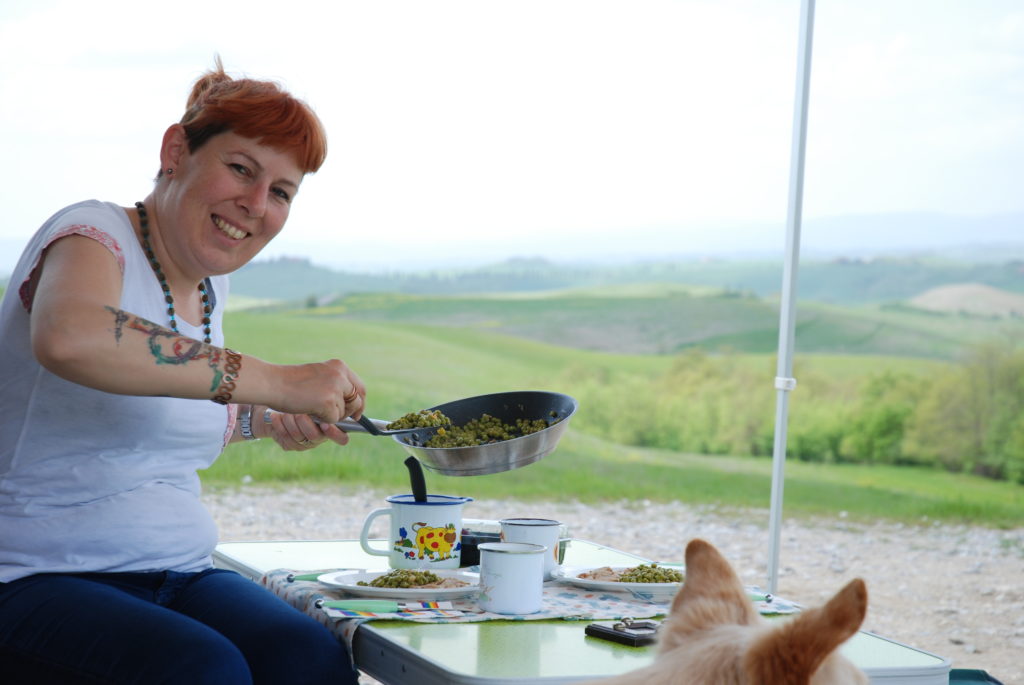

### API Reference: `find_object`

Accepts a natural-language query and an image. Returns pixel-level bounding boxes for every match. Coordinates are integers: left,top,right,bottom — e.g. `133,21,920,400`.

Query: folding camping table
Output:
213,538,952,685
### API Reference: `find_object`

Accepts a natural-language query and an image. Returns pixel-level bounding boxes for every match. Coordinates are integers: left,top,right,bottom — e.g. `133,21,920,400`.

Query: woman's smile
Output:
212,214,248,241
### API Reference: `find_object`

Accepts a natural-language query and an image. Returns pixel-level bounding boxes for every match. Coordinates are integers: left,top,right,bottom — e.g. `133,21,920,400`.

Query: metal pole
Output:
767,0,816,595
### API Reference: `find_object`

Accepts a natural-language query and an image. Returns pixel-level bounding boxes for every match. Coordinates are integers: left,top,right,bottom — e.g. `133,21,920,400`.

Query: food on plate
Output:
356,569,470,589
579,564,683,584
425,413,557,448
386,410,452,430
578,566,622,582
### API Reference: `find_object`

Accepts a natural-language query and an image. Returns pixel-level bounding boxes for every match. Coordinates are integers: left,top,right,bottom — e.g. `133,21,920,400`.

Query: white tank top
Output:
0,200,232,582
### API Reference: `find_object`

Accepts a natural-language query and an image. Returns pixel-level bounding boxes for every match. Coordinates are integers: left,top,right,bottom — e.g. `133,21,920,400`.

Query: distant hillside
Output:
231,255,1024,306
301,286,1024,360
908,283,1024,318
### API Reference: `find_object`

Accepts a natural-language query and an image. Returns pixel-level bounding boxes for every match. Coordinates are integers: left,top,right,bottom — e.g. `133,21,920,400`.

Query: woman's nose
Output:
239,182,268,218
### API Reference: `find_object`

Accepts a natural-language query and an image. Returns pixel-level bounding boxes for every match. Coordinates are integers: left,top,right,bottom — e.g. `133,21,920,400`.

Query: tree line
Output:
563,339,1024,483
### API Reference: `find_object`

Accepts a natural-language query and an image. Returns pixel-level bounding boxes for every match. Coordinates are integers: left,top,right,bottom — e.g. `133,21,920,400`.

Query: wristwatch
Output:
240,405,259,440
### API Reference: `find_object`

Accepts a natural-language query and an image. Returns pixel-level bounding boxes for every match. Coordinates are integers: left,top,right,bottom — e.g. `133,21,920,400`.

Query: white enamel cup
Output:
360,494,473,569
499,518,562,580
477,542,546,615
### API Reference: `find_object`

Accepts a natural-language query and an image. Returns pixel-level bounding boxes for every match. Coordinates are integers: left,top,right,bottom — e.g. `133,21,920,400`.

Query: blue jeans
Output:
0,568,358,685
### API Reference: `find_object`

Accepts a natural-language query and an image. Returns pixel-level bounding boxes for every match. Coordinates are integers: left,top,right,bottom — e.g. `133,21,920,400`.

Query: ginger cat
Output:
581,539,868,685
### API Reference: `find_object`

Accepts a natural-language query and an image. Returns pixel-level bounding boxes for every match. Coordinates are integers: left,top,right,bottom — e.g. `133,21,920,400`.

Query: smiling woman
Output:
0,60,362,685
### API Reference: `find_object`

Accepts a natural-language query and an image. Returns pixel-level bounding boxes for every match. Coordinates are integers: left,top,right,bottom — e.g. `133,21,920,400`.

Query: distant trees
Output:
563,340,1024,483
907,338,1024,482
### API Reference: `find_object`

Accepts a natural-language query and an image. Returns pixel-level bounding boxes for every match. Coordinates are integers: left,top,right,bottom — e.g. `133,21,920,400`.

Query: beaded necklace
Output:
135,201,213,343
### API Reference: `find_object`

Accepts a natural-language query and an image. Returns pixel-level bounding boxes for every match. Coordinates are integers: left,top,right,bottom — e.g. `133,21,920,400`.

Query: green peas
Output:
357,569,443,588
386,410,452,430
424,413,559,448
618,564,684,584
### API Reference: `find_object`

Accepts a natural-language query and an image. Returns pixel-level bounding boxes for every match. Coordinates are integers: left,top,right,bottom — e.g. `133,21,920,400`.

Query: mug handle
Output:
359,507,393,557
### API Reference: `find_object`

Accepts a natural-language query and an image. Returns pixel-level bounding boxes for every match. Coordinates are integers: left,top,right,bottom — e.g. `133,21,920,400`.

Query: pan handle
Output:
332,417,377,434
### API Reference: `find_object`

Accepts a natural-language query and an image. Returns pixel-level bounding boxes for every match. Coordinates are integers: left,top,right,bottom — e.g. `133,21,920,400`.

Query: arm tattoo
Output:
105,306,130,344
105,307,220,381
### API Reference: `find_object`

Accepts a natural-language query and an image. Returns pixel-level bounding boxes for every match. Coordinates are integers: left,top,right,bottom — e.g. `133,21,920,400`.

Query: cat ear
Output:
743,578,868,684
669,539,759,626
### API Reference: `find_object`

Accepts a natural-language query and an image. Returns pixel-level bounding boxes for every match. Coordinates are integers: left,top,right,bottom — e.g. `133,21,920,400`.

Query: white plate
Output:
554,565,683,603
317,569,481,599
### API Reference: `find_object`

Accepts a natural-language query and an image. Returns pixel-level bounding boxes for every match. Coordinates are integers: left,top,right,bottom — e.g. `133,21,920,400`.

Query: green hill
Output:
230,255,1024,305
293,286,1023,361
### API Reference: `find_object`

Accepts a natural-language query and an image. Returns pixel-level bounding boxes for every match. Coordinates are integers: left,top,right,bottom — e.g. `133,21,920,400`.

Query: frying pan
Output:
393,390,578,477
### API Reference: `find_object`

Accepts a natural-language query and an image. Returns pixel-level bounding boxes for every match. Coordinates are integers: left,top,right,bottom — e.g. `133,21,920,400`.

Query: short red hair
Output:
179,58,327,174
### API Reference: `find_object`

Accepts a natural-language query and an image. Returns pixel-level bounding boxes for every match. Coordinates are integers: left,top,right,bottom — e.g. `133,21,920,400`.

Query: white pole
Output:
767,0,816,596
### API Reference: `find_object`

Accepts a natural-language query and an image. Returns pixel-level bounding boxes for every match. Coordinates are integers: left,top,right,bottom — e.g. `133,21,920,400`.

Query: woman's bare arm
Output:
28,234,364,423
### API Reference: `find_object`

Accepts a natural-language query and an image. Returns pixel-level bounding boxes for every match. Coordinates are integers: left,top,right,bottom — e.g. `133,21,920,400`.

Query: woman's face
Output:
156,129,304,280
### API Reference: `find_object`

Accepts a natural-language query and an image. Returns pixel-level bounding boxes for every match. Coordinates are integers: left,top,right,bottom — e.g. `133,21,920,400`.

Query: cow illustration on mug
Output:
409,522,459,561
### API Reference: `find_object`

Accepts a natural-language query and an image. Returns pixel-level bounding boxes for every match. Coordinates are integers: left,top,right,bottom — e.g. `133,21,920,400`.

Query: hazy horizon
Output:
2,1,1022,278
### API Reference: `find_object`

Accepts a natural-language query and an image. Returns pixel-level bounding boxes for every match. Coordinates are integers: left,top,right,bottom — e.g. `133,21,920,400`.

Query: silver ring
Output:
263,408,274,424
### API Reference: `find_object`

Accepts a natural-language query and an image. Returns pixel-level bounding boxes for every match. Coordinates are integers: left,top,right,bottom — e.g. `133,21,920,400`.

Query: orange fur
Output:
579,539,868,685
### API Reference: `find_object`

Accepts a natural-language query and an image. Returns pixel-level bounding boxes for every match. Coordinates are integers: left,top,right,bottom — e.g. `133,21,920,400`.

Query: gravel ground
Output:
204,485,1024,684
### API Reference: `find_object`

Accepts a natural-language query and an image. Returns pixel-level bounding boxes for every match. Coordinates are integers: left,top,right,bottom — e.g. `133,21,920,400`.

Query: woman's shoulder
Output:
43,200,130,231
37,199,132,262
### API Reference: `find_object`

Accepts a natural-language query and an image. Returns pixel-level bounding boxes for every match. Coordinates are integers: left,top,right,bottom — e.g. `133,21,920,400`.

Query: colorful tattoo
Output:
106,308,220,381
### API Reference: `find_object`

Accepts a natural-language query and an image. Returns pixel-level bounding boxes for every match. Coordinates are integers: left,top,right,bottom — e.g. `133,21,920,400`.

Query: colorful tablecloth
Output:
258,568,800,651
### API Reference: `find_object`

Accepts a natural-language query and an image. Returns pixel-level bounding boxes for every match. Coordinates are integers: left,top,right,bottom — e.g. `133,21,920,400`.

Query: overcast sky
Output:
1,0,1022,274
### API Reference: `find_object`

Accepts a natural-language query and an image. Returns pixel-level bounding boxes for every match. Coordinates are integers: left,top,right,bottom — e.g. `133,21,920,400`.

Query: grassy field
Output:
203,311,1024,529
300,286,1024,360
208,428,1024,528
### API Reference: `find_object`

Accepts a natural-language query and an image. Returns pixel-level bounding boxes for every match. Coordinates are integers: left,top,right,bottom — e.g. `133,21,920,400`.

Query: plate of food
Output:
317,568,480,600
554,564,684,602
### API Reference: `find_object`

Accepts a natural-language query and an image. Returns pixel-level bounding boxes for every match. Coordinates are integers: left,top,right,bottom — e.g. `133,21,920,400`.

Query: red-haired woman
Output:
0,61,361,684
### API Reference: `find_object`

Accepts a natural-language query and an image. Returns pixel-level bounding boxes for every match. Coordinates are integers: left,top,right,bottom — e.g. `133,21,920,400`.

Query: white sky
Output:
1,0,1022,273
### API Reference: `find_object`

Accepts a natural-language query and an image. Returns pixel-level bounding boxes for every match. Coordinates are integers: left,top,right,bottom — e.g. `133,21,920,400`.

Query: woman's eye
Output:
272,187,291,202
230,163,251,176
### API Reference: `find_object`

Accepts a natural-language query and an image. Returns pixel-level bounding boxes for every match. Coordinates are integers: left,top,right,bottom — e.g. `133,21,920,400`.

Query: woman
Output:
0,61,362,684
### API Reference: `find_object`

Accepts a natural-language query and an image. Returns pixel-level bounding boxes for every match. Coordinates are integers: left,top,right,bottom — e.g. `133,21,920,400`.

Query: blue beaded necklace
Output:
135,201,212,344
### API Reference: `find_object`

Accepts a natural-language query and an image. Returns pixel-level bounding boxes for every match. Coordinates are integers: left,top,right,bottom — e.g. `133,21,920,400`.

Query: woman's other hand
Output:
258,407,348,450
269,358,366,425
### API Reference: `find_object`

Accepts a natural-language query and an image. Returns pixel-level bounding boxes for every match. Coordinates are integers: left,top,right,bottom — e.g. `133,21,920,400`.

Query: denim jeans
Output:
0,568,358,685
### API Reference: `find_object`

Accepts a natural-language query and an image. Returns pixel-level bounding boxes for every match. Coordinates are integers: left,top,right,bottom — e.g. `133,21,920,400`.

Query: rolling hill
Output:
228,254,1024,306
294,284,1024,360
909,282,1024,318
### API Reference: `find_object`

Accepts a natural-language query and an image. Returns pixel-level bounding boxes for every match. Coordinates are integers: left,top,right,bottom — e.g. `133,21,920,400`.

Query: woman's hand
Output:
266,358,366,424
246,358,366,450
257,407,349,451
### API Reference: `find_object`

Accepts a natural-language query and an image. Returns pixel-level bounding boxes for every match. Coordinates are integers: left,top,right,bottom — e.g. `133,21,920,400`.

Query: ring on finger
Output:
300,438,313,446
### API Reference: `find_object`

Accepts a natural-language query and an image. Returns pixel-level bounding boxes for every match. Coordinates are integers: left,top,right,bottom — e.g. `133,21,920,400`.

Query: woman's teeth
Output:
213,216,247,240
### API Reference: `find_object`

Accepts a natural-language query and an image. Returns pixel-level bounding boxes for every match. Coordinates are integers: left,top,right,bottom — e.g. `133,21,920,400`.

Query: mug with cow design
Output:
359,494,474,569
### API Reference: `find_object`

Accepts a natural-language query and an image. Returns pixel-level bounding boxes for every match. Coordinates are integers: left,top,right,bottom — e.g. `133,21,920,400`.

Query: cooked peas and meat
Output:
388,408,561,448
579,564,684,583
357,569,469,589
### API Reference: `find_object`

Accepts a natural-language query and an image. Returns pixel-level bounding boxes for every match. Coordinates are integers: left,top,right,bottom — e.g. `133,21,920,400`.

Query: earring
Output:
165,168,174,175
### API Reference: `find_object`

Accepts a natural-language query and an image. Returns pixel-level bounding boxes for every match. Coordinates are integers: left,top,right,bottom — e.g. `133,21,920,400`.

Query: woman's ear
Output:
159,124,188,174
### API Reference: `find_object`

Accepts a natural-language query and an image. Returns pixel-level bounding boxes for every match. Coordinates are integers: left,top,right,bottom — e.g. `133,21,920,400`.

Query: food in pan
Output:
425,413,558,448
356,569,470,589
386,409,452,430
579,564,683,584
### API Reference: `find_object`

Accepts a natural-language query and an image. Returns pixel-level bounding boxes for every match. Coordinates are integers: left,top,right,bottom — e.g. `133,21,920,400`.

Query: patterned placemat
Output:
260,568,799,625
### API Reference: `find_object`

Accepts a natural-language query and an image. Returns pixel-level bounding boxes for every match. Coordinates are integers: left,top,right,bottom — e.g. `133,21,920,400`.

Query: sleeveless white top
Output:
0,200,233,582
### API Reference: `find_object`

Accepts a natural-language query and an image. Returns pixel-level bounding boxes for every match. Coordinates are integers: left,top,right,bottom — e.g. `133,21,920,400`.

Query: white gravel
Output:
204,485,1024,684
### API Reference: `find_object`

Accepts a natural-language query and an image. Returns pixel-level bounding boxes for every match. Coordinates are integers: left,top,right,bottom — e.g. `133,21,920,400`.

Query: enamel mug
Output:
477,541,546,615
360,494,473,569
499,518,563,580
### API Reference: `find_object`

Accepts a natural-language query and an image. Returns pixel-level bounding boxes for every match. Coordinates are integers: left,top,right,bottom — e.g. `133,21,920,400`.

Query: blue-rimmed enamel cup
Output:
360,494,474,569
